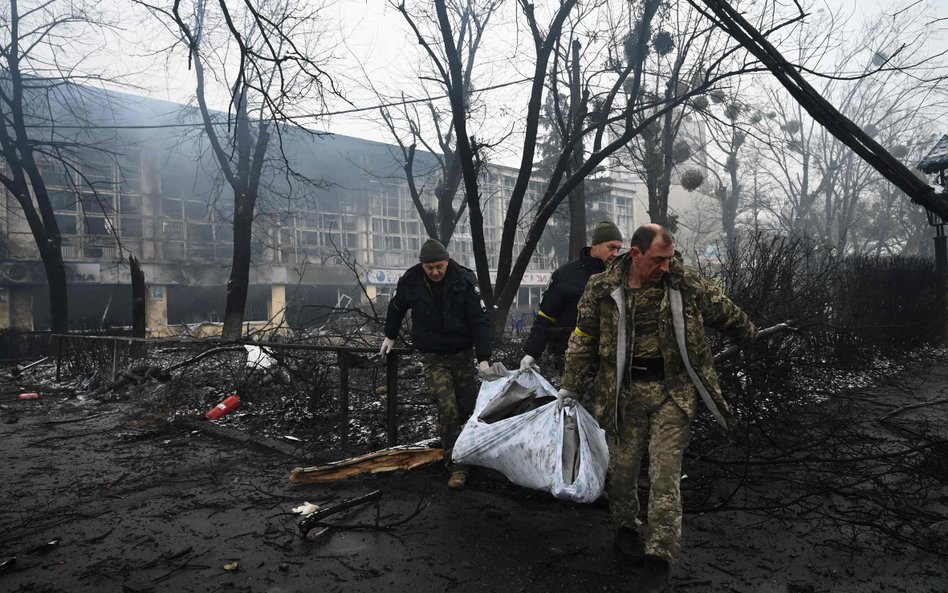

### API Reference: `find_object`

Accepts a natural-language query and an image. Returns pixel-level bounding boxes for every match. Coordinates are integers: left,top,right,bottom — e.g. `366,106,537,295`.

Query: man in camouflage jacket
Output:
558,224,757,592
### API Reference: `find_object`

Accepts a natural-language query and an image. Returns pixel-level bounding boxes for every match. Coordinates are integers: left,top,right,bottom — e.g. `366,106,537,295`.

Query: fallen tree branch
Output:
878,398,948,422
714,322,796,363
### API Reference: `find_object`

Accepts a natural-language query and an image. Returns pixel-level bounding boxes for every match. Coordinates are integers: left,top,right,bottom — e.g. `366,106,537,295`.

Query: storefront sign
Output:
367,268,552,286
366,269,405,285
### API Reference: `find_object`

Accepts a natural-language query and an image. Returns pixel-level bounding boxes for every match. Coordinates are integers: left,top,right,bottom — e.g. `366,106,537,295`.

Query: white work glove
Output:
478,360,490,372
379,337,395,356
556,388,578,411
519,354,539,373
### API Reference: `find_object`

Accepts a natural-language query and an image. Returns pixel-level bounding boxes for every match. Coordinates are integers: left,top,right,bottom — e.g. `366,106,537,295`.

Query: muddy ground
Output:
1,351,946,593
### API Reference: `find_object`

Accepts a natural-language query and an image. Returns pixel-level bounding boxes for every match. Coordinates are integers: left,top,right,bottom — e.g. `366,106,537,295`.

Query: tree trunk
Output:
222,194,255,339
40,244,68,335
435,0,493,306
130,255,146,338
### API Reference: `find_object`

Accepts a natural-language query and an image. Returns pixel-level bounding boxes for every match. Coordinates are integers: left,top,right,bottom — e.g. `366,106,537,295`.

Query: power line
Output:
23,77,534,131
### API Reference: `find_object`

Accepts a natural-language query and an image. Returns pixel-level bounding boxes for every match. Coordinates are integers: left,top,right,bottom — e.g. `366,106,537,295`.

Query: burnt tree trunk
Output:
130,255,146,338
0,10,70,334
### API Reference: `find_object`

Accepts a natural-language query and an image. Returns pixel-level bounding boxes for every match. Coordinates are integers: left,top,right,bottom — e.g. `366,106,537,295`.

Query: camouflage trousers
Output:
607,379,694,564
419,349,479,472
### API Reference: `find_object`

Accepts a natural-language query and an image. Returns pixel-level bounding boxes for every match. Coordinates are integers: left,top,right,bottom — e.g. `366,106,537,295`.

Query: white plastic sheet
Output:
452,369,609,503
244,344,276,370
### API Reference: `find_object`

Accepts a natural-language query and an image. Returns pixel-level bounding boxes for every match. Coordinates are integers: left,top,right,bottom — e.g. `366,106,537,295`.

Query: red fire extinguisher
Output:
206,394,240,420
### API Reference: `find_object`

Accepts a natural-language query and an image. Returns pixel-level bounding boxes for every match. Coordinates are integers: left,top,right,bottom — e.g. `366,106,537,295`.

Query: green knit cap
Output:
591,220,623,245
419,238,449,263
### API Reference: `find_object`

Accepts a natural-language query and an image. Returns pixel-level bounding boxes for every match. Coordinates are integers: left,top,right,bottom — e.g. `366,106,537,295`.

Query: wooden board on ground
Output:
289,446,444,483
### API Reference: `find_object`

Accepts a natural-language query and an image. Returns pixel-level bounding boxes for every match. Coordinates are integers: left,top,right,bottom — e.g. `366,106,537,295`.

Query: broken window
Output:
162,220,184,240
80,192,114,214
120,218,143,237
120,195,142,214
190,244,215,260
188,223,213,242
163,241,185,261
85,217,110,236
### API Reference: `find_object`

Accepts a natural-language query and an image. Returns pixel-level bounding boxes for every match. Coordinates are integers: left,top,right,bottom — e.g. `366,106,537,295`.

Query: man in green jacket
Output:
557,224,757,592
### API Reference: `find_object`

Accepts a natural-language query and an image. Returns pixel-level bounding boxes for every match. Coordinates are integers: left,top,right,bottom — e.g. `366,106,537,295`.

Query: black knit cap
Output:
419,238,450,263
591,220,623,245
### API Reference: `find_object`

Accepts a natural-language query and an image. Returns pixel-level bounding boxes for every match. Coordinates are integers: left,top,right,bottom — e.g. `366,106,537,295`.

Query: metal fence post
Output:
111,338,119,380
338,351,350,449
55,335,63,382
386,353,399,447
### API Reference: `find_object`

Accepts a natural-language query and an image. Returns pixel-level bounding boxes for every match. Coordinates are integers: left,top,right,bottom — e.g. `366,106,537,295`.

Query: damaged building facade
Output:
0,89,655,336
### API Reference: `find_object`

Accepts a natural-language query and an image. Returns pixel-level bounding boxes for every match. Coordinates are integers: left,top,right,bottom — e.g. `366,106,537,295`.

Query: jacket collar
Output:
579,246,606,273
585,250,686,298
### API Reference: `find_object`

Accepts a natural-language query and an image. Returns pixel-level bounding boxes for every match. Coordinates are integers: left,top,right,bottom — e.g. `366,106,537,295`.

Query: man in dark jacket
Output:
519,220,624,372
379,238,491,490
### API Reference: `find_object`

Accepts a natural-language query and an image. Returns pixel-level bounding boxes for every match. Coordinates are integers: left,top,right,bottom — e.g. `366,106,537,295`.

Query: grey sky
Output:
114,0,947,147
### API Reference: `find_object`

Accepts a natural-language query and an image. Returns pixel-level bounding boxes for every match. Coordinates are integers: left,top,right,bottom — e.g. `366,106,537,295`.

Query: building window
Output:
299,230,318,246
299,211,318,228
50,189,77,211
56,214,77,235
190,244,215,260
164,241,186,261
85,217,111,236
162,220,185,240
215,224,233,242
162,198,183,218
185,201,208,220
188,223,213,242
120,195,142,214
81,192,116,214
120,217,142,237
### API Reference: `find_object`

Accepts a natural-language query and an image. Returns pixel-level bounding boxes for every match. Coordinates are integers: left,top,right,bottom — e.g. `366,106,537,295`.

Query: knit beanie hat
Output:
591,220,623,245
419,238,450,263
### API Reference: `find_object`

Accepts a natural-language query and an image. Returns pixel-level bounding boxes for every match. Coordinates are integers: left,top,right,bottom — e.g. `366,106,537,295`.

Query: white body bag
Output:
451,368,609,503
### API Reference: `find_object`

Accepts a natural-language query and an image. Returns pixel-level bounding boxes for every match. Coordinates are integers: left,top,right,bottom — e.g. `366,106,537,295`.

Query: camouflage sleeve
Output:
697,274,757,345
560,285,600,394
383,277,410,340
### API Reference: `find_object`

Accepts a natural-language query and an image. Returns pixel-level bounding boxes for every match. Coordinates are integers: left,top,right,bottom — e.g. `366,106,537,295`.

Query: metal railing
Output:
50,334,411,448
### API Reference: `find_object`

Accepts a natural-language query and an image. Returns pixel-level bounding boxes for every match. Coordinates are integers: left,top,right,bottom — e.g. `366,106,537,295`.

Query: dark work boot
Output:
613,526,646,564
632,555,670,593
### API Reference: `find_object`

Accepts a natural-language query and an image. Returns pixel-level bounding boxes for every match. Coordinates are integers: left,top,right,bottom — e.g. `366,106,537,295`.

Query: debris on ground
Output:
298,489,383,537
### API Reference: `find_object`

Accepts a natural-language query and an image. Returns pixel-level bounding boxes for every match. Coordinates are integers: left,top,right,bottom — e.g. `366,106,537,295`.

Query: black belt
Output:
627,357,664,382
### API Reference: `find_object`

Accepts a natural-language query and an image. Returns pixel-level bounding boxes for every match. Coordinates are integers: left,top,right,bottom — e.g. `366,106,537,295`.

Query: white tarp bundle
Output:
452,368,609,503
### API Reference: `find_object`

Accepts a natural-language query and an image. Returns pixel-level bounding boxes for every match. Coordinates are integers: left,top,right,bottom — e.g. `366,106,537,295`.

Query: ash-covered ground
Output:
1,344,946,593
